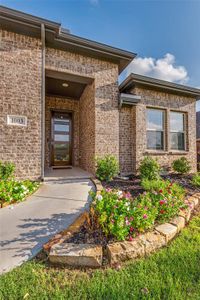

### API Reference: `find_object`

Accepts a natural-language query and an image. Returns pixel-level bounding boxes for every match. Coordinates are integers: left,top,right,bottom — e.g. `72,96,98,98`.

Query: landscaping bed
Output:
43,156,200,268
0,161,39,208
102,174,200,198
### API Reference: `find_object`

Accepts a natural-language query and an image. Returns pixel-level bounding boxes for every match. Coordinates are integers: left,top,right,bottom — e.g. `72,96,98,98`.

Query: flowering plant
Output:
92,189,157,240
0,180,39,206
91,180,186,241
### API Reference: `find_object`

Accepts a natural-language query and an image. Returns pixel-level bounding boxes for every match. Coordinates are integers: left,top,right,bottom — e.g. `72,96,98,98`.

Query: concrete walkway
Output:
0,179,95,274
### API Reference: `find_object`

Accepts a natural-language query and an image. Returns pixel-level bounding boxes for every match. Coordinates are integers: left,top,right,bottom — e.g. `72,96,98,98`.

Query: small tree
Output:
96,155,119,182
139,156,161,180
172,157,191,174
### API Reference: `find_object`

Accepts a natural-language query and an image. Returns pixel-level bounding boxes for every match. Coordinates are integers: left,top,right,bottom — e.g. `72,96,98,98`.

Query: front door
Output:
51,112,72,167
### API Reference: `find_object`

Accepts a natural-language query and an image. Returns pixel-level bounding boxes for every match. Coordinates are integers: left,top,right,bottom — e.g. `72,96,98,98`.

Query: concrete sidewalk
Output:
0,179,95,274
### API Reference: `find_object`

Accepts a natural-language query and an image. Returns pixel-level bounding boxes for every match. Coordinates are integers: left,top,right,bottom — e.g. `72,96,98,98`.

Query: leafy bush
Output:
0,180,39,206
92,180,186,241
96,155,119,182
191,173,200,187
172,157,191,174
141,178,164,191
0,161,15,180
139,157,161,180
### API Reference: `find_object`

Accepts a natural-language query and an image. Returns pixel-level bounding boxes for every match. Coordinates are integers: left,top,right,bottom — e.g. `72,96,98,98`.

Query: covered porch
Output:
44,69,95,176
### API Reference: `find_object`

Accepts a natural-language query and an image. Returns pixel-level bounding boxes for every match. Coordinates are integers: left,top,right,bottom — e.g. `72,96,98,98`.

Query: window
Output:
146,109,165,150
170,112,185,150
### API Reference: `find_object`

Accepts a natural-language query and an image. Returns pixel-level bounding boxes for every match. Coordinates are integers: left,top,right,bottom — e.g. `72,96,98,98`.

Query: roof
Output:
0,5,136,73
119,73,200,99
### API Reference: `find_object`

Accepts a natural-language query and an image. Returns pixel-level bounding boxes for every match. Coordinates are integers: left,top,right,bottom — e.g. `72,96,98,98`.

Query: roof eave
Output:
120,73,200,99
0,5,136,73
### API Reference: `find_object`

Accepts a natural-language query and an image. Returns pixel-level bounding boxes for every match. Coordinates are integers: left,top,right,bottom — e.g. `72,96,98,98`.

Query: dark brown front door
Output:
51,112,72,167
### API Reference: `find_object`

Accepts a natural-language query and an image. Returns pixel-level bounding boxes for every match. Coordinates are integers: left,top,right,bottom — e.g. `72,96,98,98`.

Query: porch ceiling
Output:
45,70,94,99
46,77,86,99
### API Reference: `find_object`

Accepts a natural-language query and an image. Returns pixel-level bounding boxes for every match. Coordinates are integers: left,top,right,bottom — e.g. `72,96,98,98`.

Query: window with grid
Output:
170,112,185,150
146,108,165,150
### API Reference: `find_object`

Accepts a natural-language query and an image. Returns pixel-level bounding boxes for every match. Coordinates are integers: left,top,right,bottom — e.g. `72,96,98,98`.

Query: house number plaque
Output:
7,115,27,126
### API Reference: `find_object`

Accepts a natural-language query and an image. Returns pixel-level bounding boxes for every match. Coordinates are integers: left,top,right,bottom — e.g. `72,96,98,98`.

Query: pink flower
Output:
130,226,134,232
129,216,134,221
111,219,115,224
125,219,130,226
144,206,148,210
143,214,148,219
129,236,133,241
125,192,131,199
106,188,112,192
159,200,166,205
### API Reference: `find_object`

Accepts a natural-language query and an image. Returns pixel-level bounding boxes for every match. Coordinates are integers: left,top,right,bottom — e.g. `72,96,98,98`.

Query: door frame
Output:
50,109,74,167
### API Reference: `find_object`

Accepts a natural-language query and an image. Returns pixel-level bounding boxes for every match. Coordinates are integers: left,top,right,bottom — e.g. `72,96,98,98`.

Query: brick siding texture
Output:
0,30,42,180
46,47,119,174
45,96,80,169
120,86,197,175
79,83,96,173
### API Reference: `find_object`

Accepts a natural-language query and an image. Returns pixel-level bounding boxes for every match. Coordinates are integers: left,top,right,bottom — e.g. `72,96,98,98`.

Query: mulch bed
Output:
102,174,200,197
102,175,143,198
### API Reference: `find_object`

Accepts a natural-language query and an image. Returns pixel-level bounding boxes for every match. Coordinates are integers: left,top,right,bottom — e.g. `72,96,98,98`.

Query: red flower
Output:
160,209,165,214
129,236,133,241
143,214,148,219
159,200,166,205
159,189,163,193
130,226,134,232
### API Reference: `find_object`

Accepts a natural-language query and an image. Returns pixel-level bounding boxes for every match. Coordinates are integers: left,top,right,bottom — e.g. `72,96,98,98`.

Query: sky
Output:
2,0,200,109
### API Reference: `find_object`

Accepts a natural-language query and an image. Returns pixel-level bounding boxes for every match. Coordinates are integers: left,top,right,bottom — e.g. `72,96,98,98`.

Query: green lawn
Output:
0,215,200,300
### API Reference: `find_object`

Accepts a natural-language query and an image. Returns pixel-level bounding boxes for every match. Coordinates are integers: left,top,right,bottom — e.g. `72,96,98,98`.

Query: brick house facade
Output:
1,7,199,180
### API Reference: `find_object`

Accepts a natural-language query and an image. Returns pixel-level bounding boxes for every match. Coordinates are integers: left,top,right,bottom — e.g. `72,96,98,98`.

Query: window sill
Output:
144,150,168,155
168,151,188,155
144,150,188,156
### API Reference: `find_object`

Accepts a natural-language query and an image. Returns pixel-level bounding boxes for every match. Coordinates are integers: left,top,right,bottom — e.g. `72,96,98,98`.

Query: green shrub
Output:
191,173,200,187
0,161,15,180
96,155,119,182
141,178,166,191
139,156,161,180
0,180,39,206
92,180,186,241
172,157,191,174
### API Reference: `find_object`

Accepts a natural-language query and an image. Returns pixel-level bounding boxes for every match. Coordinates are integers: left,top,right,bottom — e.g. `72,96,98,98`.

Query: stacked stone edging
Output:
107,193,199,265
47,179,200,268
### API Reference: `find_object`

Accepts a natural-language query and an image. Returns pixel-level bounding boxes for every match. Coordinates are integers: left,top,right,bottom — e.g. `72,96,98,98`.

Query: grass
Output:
0,215,200,300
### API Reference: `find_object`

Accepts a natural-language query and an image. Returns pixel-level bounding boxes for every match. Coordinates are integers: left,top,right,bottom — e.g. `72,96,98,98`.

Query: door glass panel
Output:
54,124,69,132
52,113,71,166
54,134,69,142
54,143,70,162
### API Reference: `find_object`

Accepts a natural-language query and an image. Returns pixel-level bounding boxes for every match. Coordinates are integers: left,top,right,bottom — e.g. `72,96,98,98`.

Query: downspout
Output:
41,23,45,181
